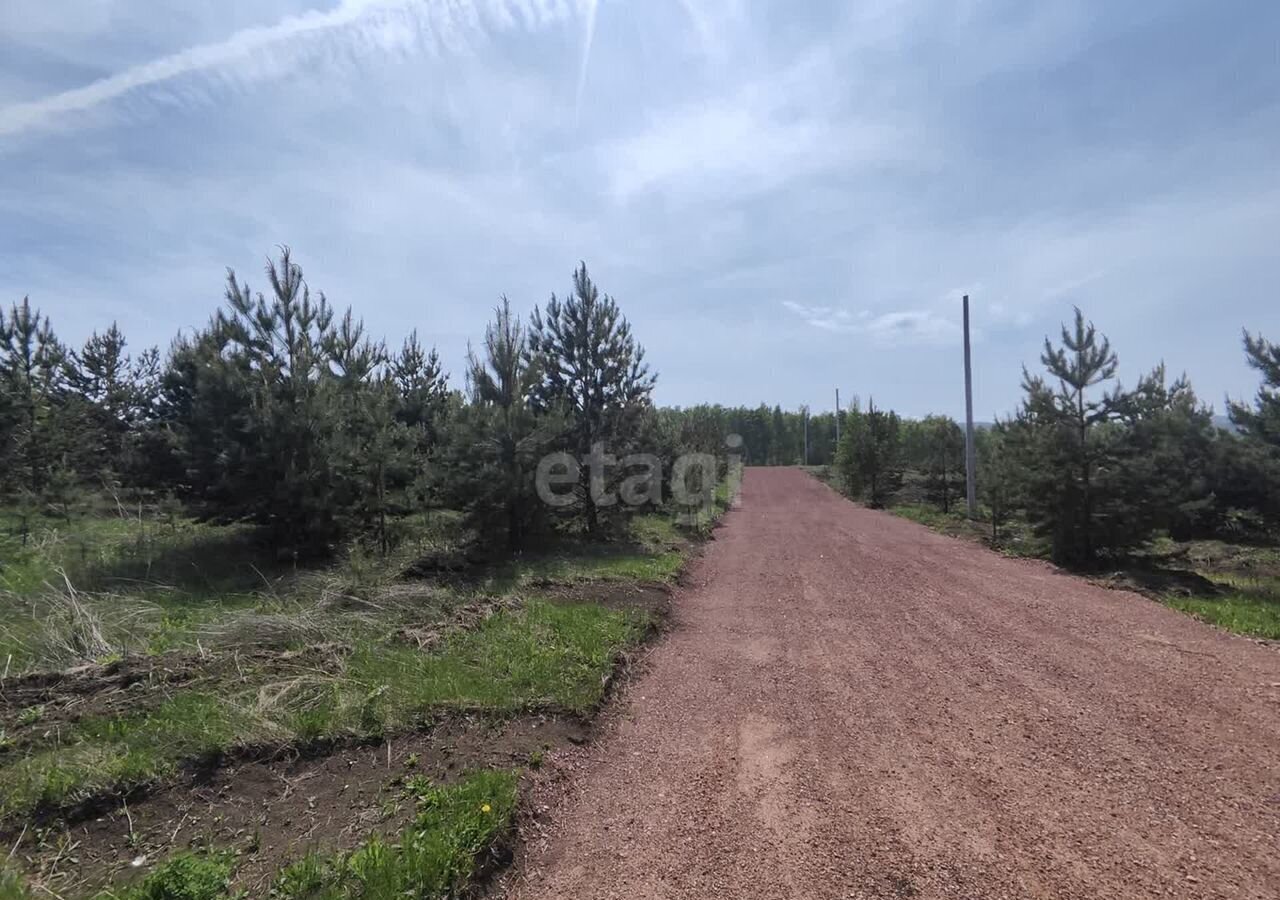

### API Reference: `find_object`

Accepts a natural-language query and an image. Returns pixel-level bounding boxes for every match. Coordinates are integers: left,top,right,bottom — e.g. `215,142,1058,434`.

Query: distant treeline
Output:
642,405,843,467
3,249,1277,568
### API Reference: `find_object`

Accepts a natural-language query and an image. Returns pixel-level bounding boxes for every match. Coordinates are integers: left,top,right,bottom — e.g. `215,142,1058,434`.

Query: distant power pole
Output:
835,388,841,444
963,294,978,518
803,406,809,465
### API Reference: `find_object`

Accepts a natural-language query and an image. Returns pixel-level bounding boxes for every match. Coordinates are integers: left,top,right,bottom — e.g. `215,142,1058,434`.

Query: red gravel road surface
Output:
503,467,1280,900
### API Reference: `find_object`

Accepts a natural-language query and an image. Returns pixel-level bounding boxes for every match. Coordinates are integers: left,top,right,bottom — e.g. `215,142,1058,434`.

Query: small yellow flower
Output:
481,803,492,814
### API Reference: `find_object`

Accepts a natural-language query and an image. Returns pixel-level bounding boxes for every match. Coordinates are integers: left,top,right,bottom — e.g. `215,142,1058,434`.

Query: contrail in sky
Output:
573,0,600,126
0,0,588,139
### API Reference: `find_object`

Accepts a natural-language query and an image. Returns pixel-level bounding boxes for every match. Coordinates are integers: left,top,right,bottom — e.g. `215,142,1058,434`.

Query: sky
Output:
1,0,1277,420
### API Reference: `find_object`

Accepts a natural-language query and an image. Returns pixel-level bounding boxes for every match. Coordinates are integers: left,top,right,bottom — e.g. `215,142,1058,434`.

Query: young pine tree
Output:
1225,331,1280,527
444,298,557,551
164,249,346,552
976,422,1016,543
1016,309,1126,565
0,297,73,501
528,264,656,534
66,324,162,480
1112,365,1217,541
921,415,965,514
324,310,417,554
836,399,903,508
1229,331,1280,448
390,330,451,452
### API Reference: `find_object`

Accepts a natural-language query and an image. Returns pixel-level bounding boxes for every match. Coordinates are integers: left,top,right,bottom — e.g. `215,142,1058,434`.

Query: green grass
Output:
0,512,139,595
0,868,32,900
93,852,234,900
520,551,683,584
0,511,289,674
0,512,280,600
0,498,693,893
0,602,644,822
272,771,518,900
627,513,684,550
674,477,736,536
0,693,249,820
891,504,960,529
0,497,698,663
1163,569,1280,640
0,497,714,899
351,600,647,714
1179,538,1280,571
887,503,1046,558
1131,537,1280,639
291,600,648,738
1164,595,1280,639
0,504,690,676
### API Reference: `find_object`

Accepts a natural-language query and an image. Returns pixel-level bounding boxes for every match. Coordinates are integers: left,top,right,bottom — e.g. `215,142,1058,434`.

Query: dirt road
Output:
505,468,1280,899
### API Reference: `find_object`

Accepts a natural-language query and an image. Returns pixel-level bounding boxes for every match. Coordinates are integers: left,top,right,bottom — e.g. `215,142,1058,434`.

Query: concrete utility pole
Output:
803,406,809,465
835,388,841,444
963,294,978,518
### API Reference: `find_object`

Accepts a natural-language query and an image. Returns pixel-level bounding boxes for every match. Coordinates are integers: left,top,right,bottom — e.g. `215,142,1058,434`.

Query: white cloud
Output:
604,100,817,201
598,43,920,203
781,301,851,331
0,0,589,138
783,301,960,347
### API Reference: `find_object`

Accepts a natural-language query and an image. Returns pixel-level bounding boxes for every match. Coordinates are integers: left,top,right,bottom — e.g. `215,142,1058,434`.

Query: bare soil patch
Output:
538,581,672,623
12,713,588,898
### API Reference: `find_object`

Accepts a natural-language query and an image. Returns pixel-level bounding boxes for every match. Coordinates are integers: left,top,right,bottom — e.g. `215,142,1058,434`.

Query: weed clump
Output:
272,771,518,899
93,852,232,900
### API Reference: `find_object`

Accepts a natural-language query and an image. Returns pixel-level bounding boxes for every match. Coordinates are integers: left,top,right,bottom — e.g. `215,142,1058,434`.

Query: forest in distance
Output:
1,246,1278,570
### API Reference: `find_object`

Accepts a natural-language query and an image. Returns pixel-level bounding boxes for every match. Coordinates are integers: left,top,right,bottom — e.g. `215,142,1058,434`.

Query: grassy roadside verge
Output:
0,600,646,822
889,503,1043,558
0,496,729,898
1153,545,1280,640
